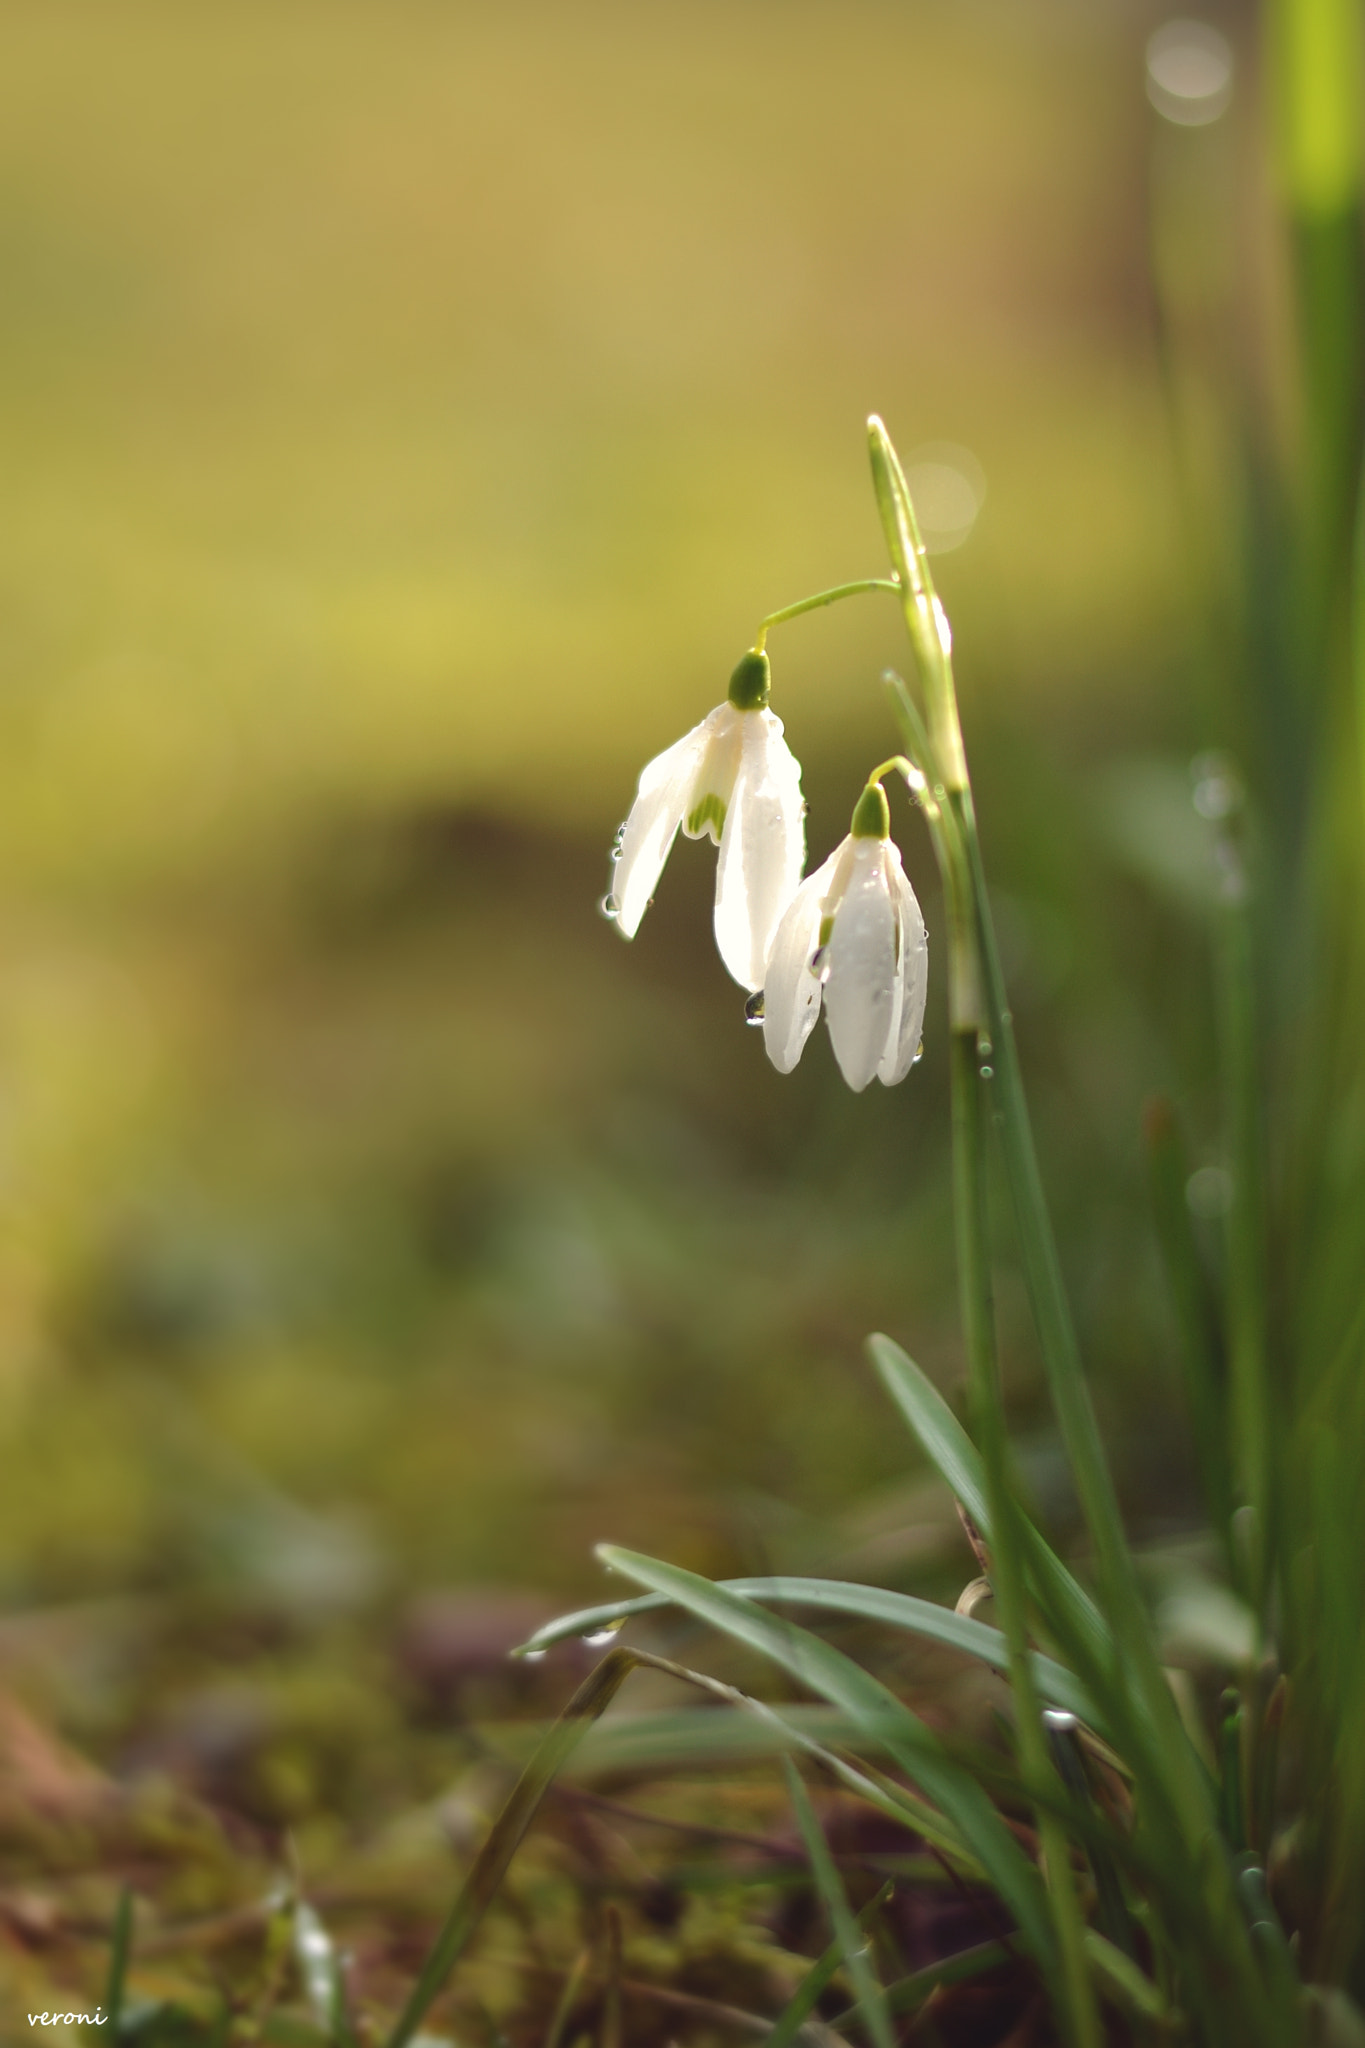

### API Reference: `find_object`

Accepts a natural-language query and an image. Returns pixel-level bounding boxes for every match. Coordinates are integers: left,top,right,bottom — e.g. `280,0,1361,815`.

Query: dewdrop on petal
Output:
762,775,928,1092
607,650,806,991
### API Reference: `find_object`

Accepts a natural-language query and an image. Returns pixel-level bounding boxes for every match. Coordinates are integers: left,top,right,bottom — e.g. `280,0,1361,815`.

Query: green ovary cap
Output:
851,781,891,839
727,649,771,710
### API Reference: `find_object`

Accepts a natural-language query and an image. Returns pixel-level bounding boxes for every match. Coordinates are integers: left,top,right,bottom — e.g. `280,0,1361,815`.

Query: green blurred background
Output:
0,0,1244,1636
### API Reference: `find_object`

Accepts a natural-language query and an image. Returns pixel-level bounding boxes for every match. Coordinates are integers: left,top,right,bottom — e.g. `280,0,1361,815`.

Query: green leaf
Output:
1082,1931,1171,2023
782,1759,894,2048
514,1595,663,1654
763,1883,893,2048
596,1544,1058,1979
384,1646,638,2048
517,1574,1097,1727
866,1334,1112,1680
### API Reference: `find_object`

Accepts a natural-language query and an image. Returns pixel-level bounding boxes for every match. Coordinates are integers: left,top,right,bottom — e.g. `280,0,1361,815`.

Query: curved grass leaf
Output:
867,1334,1112,1680
596,1544,1058,1983
1082,1931,1171,2024
611,1646,977,1868
517,1577,1098,1730
514,1594,665,1654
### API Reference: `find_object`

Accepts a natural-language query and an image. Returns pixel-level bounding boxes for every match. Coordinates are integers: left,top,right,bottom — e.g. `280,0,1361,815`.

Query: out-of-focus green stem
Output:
873,417,1286,2041
1144,1096,1235,1575
949,1026,1100,2048
889,655,1098,2043
1213,829,1274,1614
1265,0,1365,610
867,420,1178,1753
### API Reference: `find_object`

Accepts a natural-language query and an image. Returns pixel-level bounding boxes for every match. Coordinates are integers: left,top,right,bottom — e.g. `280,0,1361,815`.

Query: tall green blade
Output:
1143,1097,1233,1564
782,1758,894,2048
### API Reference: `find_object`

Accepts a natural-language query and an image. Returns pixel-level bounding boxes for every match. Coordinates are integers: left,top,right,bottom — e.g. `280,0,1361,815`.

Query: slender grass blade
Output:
102,1886,133,2037
518,1573,1097,1727
764,1883,893,2048
384,1647,638,2048
542,1948,590,2048
782,1759,894,2048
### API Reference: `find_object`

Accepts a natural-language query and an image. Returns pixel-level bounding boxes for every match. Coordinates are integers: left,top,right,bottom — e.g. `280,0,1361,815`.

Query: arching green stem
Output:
752,576,900,653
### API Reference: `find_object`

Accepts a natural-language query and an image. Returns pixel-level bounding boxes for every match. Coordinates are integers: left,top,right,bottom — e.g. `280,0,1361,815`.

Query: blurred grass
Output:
0,0,1180,888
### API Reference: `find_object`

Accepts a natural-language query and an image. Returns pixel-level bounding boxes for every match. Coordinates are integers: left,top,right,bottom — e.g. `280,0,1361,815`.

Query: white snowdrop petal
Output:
880,853,930,1086
681,708,742,843
611,719,711,937
824,842,899,1092
713,710,805,990
761,850,840,1074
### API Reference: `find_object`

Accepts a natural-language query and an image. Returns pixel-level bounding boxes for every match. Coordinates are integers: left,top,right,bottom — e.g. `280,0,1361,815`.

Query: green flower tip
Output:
851,780,891,839
727,649,771,710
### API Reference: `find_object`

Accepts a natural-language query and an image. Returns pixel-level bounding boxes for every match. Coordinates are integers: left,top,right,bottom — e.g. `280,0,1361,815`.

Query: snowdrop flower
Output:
607,651,805,991
762,774,928,1091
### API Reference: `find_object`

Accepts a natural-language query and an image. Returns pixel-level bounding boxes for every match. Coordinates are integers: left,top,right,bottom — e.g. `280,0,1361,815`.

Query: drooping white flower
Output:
762,778,927,1091
608,651,805,991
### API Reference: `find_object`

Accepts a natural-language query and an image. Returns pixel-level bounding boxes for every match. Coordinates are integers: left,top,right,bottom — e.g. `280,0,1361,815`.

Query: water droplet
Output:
522,1648,547,1663
583,1625,623,1647
810,946,832,985
979,1064,993,1080
1190,750,1240,820
597,894,620,922
1186,1165,1233,1219
611,822,627,852
912,1041,925,1066
1146,19,1233,127
976,1034,993,1059
1193,777,1234,821
744,991,766,1025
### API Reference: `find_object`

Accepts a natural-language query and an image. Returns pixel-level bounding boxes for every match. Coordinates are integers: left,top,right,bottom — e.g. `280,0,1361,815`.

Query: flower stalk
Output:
950,1019,1102,2048
892,671,1101,2046
868,416,969,793
873,422,1290,2042
752,576,901,653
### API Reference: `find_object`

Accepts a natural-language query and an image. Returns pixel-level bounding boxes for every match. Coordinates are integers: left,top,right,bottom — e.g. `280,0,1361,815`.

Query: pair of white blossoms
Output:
609,652,928,1092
